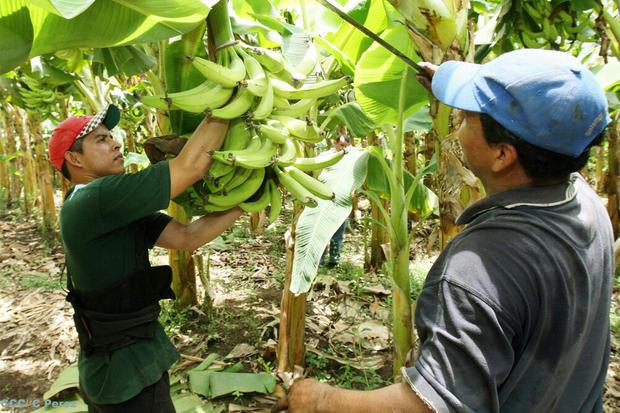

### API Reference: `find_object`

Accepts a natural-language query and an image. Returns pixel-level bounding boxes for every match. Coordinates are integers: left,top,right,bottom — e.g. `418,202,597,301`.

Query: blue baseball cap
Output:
431,49,611,157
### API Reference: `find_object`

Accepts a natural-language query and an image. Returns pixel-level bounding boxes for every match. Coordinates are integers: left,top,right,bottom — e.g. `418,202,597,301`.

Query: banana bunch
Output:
519,1,594,48
173,117,345,220
144,40,350,220
18,76,58,118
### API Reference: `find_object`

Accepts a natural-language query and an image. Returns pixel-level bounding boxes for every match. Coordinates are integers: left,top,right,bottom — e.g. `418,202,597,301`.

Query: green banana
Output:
293,40,319,77
213,136,276,169
284,165,334,200
241,44,285,73
258,121,290,144
238,47,268,97
274,166,318,208
273,98,316,117
204,203,233,213
270,76,349,100
211,87,254,119
207,160,235,180
276,138,297,167
224,166,253,191
292,149,344,171
240,179,272,212
271,115,323,143
221,118,252,151
143,81,234,113
208,167,266,208
267,180,282,223
252,77,274,120
190,47,246,88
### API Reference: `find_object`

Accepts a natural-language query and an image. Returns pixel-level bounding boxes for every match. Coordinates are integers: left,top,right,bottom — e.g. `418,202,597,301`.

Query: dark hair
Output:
60,138,85,181
479,113,606,183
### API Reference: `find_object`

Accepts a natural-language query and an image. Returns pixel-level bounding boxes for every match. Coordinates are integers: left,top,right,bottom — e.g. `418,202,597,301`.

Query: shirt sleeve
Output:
403,279,516,413
95,161,171,233
142,213,173,248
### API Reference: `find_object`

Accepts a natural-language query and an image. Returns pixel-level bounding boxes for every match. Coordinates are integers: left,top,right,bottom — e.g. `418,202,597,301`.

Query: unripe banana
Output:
238,47,268,97
273,98,316,117
274,96,290,109
207,160,235,179
208,167,266,208
240,179,272,212
211,87,254,119
293,40,319,77
190,47,246,88
213,136,277,169
267,180,282,223
292,149,345,171
221,118,252,151
252,77,274,120
270,76,349,100
241,44,285,73
258,121,290,144
284,165,335,200
224,166,253,191
272,115,323,143
276,138,298,167
143,81,235,113
274,166,318,208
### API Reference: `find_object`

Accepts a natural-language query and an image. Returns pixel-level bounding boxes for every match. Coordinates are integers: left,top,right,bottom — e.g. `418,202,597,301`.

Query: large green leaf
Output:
321,102,375,137
325,0,386,64
0,0,216,74
592,58,620,90
291,148,370,294
365,150,438,216
28,0,95,19
354,23,429,125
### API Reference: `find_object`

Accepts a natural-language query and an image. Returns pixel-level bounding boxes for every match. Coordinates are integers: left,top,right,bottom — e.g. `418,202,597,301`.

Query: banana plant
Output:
0,0,217,74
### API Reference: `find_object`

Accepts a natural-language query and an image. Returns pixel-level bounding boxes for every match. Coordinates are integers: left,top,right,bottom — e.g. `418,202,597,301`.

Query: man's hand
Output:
416,62,439,94
272,379,331,413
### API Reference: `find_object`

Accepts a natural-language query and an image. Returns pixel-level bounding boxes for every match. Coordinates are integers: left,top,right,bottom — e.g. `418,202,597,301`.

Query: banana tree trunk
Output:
277,203,307,372
15,108,37,216
607,116,619,237
365,132,388,270
5,106,22,209
0,109,11,207
29,115,58,234
125,128,139,174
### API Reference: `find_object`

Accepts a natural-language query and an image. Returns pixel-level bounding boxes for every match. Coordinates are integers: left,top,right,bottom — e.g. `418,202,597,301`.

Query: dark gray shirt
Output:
404,174,613,412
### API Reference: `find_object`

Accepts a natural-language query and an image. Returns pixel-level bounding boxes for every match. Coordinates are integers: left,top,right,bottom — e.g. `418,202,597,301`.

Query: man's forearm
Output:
318,383,433,413
176,117,228,176
184,206,243,251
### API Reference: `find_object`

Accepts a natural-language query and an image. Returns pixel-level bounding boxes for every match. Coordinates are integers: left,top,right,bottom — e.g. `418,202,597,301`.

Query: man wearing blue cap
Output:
274,49,613,413
50,110,243,412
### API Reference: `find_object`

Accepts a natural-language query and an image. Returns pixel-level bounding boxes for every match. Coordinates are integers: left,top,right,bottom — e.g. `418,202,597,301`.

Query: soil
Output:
0,209,619,412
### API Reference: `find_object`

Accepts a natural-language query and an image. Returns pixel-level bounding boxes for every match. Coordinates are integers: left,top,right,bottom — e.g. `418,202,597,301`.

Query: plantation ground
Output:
0,207,619,412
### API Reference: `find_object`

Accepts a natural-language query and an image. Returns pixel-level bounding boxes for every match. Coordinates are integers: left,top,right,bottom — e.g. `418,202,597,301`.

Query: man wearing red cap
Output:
50,105,242,412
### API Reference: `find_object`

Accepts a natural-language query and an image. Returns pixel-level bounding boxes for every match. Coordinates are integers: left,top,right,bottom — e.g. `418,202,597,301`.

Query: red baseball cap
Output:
49,104,121,171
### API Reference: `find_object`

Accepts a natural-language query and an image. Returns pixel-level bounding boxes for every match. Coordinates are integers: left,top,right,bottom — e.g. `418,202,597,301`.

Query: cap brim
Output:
103,104,120,130
432,61,483,112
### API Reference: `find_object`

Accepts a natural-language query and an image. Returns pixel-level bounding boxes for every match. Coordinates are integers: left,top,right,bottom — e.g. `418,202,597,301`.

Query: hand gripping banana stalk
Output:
143,40,350,221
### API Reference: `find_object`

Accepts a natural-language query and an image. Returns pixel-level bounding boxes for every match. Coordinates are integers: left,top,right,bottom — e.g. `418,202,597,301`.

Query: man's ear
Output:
64,151,82,168
491,142,518,173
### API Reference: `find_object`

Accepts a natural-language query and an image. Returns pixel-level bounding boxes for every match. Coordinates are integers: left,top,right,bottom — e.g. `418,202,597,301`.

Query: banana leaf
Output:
321,102,375,137
365,149,438,216
291,148,370,294
325,0,386,64
354,23,429,126
93,45,156,77
0,0,216,74
592,58,620,90
404,106,432,132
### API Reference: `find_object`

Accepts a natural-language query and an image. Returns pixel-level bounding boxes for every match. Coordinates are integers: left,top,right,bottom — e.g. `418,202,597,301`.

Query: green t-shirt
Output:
60,161,179,405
